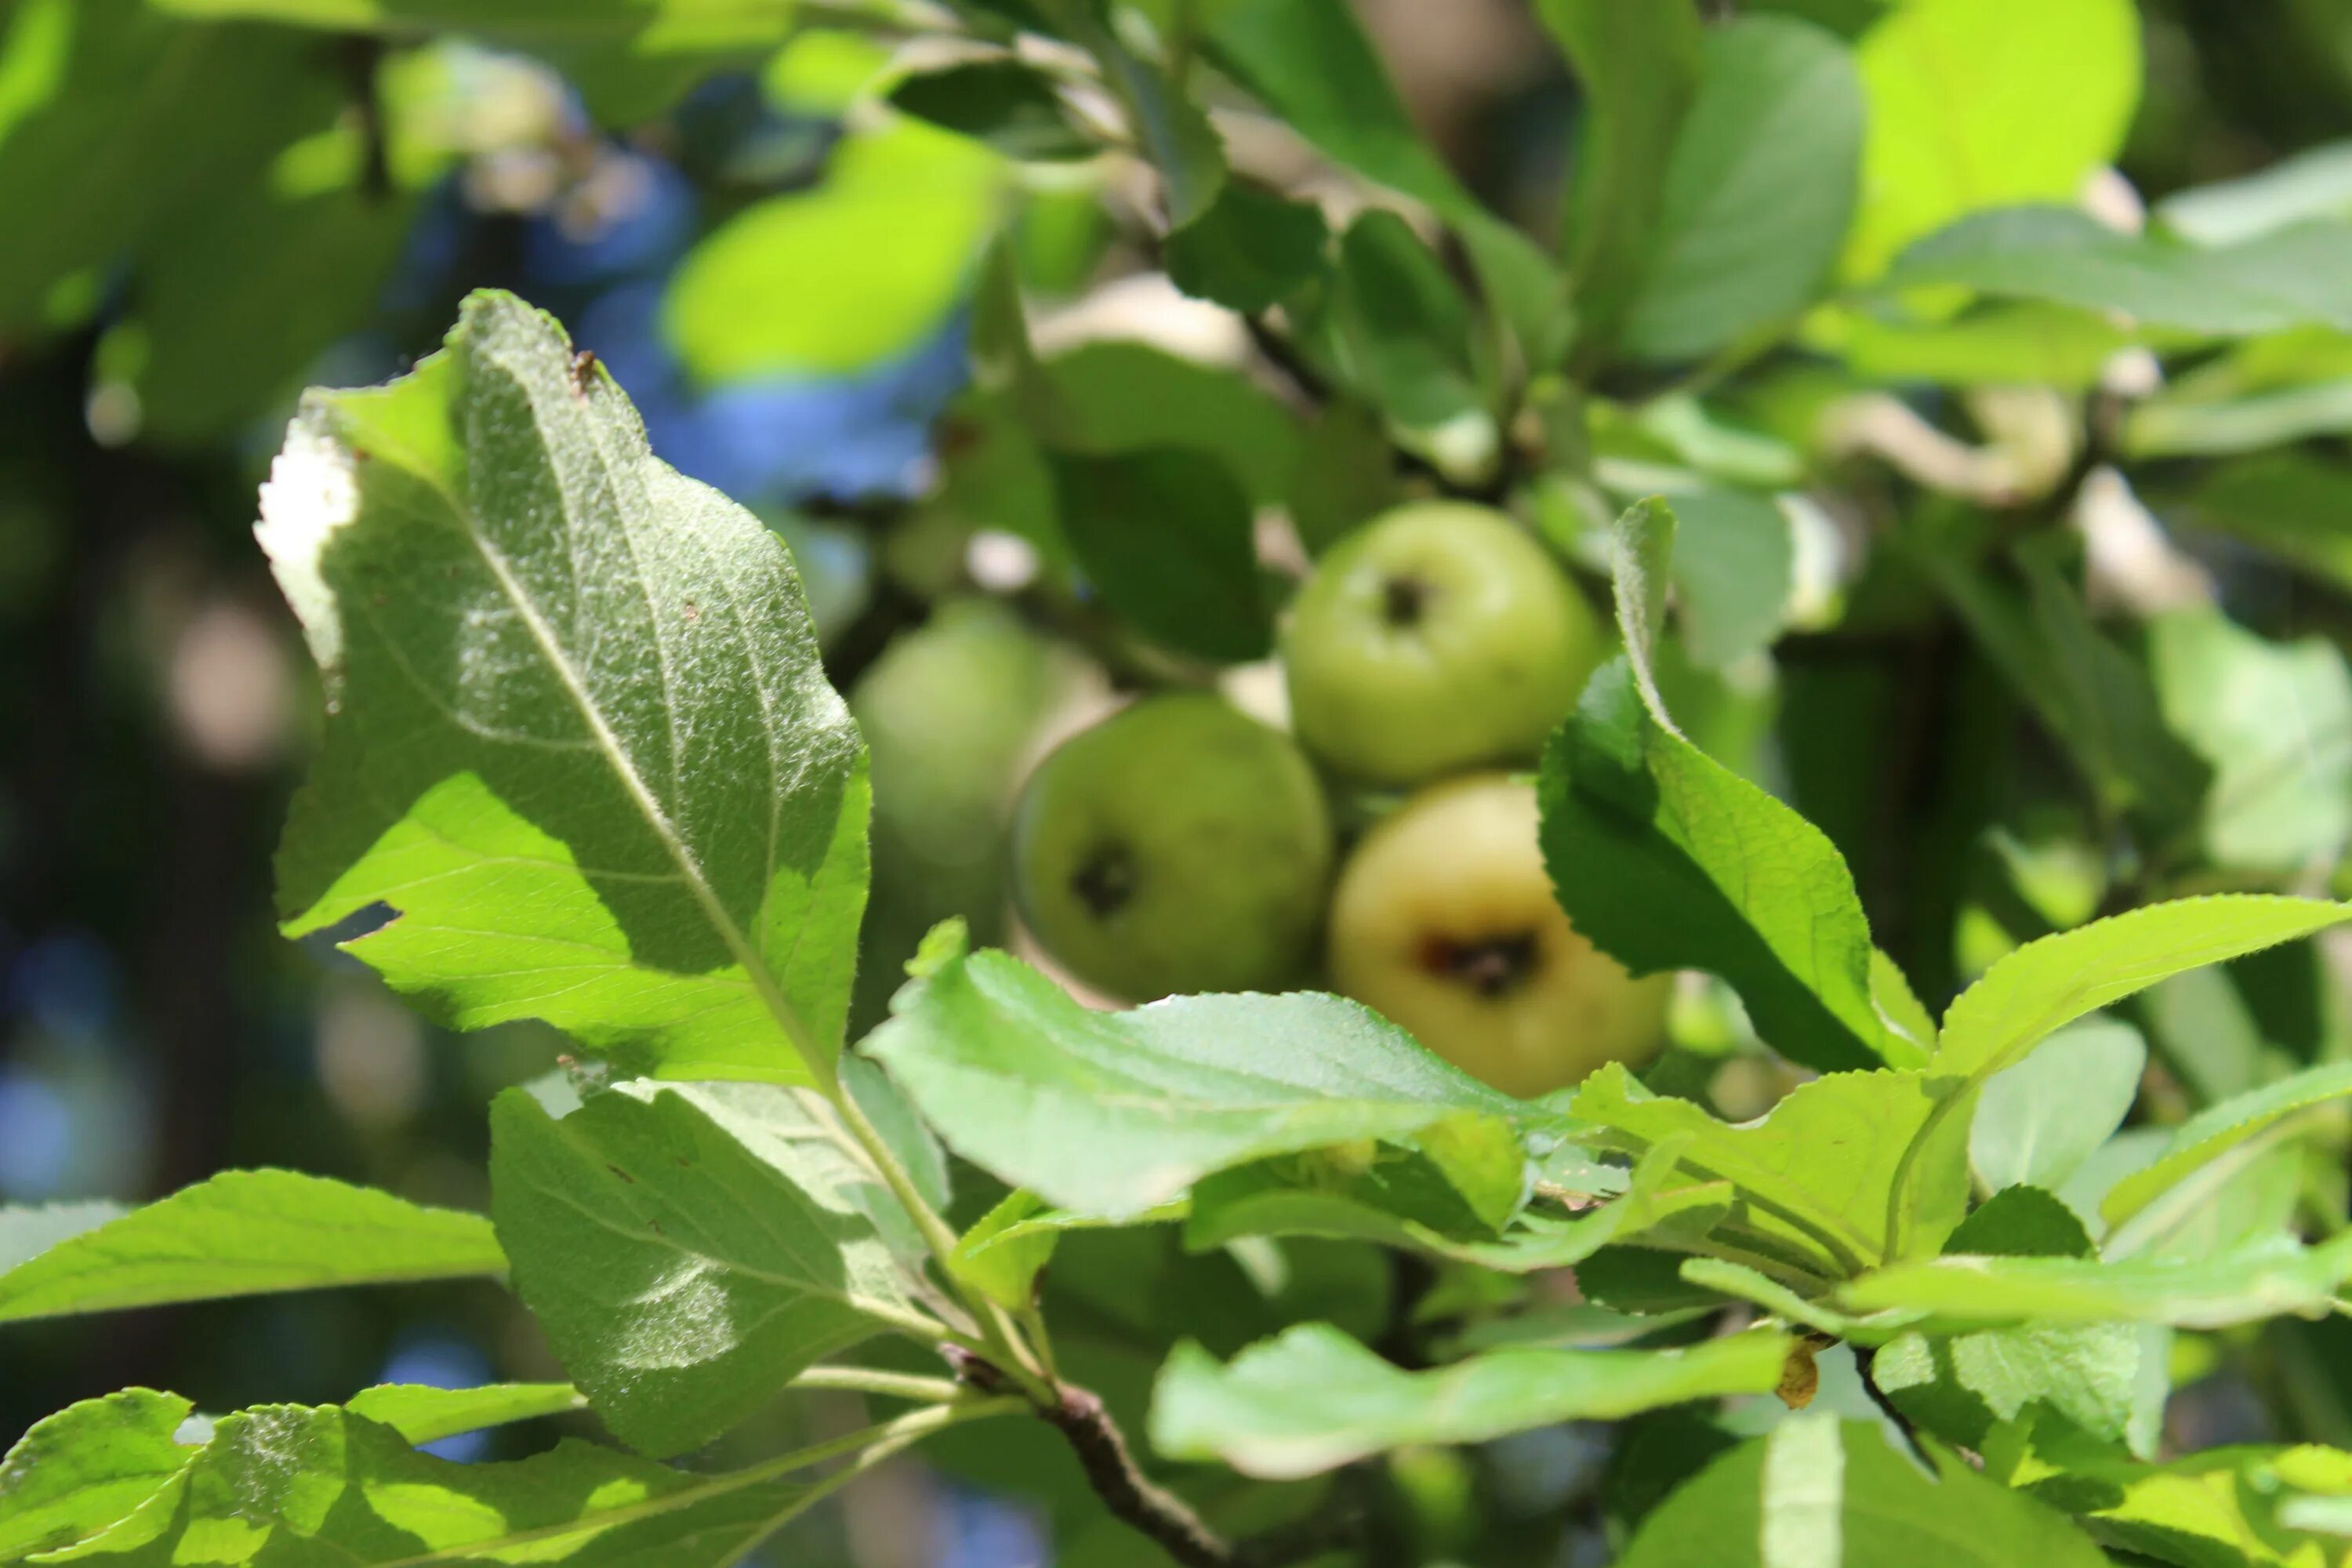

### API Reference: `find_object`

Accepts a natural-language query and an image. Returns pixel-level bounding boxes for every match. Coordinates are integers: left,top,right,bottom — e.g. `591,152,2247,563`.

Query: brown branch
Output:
1852,1346,1932,1466
943,1348,1353,1568
1041,1382,1236,1568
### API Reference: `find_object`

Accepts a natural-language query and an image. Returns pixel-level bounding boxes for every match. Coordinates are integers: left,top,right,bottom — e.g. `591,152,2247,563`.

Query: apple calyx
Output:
1418,931,1540,999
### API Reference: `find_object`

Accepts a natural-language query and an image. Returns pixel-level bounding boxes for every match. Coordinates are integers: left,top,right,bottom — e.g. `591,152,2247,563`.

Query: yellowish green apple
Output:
1327,774,1671,1098
1283,502,1606,786
1011,692,1334,1001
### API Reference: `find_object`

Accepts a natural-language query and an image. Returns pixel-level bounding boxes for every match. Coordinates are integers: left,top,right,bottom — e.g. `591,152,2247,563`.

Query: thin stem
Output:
833,1082,1056,1403
372,1398,1022,1568
789,1367,967,1403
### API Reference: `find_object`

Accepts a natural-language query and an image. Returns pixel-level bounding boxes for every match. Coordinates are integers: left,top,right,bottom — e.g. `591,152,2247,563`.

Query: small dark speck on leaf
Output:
569,350,598,397
606,1163,637,1185
682,602,699,622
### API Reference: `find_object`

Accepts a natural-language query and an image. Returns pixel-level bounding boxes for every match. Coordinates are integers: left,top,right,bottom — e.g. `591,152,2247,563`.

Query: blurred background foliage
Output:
15,0,2352,1561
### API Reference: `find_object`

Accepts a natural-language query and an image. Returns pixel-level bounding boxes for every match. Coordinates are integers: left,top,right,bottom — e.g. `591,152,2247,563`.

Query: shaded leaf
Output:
2149,607,2352,873
1663,488,1794,669
1621,17,1864,361
489,1082,929,1457
1881,206,2352,336
1150,1323,1791,1479
887,59,1091,161
2101,1060,2352,1239
0,1,330,336
1537,0,1704,349
1538,499,1916,1073
0,1171,503,1324
1201,0,1563,360
1969,1017,2147,1196
265,289,869,1085
1164,178,1329,315
1049,448,1270,662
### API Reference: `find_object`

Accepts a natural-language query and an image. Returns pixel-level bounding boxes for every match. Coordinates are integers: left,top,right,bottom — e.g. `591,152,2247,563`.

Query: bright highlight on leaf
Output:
262,289,870,1087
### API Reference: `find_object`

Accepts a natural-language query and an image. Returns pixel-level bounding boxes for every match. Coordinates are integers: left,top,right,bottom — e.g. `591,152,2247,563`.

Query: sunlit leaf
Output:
864,933,1527,1221
0,1171,503,1323
1150,1323,1791,1478
264,289,870,1086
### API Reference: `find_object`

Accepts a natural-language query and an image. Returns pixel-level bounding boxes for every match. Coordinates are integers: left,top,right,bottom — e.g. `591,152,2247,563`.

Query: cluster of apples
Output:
1009,502,1673,1100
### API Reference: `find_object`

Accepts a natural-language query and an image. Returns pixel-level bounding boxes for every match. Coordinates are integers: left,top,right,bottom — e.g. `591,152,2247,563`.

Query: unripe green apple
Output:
1282,502,1606,786
1328,774,1671,1098
1011,692,1334,1001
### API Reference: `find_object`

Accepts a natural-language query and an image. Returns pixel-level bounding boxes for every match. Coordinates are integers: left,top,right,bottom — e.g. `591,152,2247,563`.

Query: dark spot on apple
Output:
1072,843,1138,919
1420,931,1539,999
1381,573,1432,628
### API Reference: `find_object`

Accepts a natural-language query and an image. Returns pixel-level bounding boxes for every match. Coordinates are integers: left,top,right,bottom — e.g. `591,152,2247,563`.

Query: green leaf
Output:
862,938,1526,1221
339,1383,586,1446
887,59,1091,161
949,1189,1059,1312
264,289,870,1086
1164,178,1330,314
1661,488,1795,669
2184,452,2352,596
1048,448,1271,662
1880,206,2352,336
1970,1018,2147,1195
1933,897,2352,1083
1323,211,1490,457
122,117,420,447
489,1082,930,1457
43,1403,861,1566
1914,535,2209,830
0,1171,503,1324
1944,1185,2096,1260
1537,499,1915,1073
665,118,1000,380
1201,0,1563,362
2100,1060,2352,1240
1874,1320,2158,1456
147,0,802,51
0,0,332,336
1572,1063,1973,1276
2160,140,2352,245
1029,340,1304,506
1824,300,2140,390
2149,608,2352,873
1537,0,1704,349
0,1204,123,1273
1620,16,1864,361
0,1390,194,1563
1149,1323,1791,1479
1837,1232,2352,1328
1846,0,2140,278
1619,1414,2112,1567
